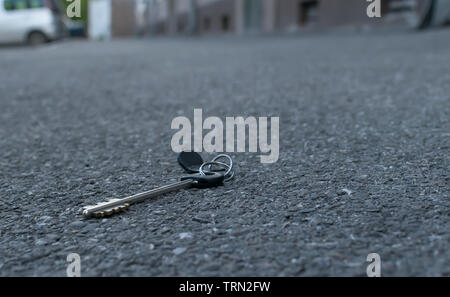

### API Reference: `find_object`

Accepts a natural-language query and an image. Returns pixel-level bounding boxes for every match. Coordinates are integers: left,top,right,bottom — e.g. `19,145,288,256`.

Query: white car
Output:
0,0,63,45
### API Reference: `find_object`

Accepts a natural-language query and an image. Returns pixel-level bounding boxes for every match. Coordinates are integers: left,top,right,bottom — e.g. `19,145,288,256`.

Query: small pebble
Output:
179,232,193,239
172,247,187,255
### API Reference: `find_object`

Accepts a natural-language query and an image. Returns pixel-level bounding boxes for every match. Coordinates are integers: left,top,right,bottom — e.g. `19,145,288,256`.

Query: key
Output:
82,172,224,218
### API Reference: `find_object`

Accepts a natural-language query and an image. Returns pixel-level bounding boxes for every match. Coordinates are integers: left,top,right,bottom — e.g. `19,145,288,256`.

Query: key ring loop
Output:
208,161,235,181
211,154,234,181
199,154,234,182
211,154,233,169
210,154,233,179
199,162,234,182
199,161,230,176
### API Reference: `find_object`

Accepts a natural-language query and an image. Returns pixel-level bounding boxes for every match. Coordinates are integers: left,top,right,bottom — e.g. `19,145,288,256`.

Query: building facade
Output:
148,0,441,35
111,0,137,37
88,0,137,39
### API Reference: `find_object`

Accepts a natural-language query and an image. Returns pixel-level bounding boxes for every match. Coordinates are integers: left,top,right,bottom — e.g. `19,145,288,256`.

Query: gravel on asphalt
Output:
0,30,449,276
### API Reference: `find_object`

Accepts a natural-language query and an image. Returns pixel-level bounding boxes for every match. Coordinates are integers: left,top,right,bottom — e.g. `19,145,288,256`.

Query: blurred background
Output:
1,0,450,45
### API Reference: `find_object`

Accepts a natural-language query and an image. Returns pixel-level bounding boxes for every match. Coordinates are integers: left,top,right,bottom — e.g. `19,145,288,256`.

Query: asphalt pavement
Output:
0,30,449,276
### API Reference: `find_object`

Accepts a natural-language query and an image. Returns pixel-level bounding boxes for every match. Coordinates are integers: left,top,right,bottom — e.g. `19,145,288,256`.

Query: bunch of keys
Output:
82,152,234,218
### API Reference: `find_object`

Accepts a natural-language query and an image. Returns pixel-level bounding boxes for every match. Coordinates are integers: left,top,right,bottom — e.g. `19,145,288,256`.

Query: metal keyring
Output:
208,161,235,181
208,155,232,172
199,161,230,176
211,154,233,168
211,154,234,181
199,154,234,182
200,162,234,182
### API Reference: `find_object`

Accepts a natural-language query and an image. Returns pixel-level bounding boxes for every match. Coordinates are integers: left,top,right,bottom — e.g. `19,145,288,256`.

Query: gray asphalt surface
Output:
0,30,449,276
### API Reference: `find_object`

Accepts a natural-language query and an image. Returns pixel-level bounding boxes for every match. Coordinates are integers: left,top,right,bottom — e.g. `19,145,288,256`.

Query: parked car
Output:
63,18,86,37
0,0,64,45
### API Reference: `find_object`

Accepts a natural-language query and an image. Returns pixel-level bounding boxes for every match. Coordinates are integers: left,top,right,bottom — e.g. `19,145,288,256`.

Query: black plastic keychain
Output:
178,151,205,173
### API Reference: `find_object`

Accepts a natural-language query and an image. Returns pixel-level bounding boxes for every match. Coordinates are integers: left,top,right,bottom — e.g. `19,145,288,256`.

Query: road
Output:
0,30,449,276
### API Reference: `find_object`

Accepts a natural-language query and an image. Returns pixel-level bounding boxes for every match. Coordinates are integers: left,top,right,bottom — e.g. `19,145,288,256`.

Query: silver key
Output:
82,173,224,218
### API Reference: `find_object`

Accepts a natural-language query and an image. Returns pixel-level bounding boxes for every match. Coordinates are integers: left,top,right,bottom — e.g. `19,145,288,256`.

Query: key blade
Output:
91,203,130,218
83,202,130,218
83,199,122,217
82,179,196,218
118,179,195,205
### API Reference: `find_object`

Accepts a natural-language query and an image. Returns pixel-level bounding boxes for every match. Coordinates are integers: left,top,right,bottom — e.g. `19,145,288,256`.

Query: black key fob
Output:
181,172,224,188
177,152,204,173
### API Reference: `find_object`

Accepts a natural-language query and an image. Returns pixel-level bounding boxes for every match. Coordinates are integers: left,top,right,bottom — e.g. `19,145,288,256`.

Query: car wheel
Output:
27,31,48,46
413,0,435,29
